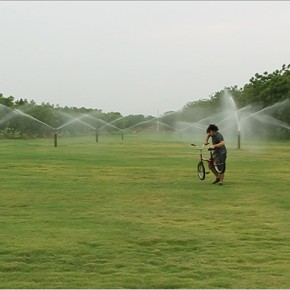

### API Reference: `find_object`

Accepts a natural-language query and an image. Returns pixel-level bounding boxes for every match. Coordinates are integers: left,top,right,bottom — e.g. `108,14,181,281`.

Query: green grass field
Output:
1,133,290,288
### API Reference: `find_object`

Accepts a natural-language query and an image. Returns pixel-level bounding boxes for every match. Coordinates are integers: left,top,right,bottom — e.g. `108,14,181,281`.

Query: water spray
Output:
156,108,160,132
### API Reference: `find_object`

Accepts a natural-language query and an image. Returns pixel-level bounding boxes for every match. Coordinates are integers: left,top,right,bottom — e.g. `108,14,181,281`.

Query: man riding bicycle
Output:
204,124,227,185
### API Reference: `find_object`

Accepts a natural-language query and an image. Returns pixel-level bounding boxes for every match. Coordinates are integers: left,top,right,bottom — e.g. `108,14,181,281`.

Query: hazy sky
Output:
1,1,290,116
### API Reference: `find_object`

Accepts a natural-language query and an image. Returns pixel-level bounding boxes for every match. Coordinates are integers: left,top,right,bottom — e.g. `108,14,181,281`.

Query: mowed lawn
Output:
1,134,290,288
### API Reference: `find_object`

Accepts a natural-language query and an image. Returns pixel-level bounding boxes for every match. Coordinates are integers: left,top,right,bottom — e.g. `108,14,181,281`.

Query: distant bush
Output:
0,127,22,139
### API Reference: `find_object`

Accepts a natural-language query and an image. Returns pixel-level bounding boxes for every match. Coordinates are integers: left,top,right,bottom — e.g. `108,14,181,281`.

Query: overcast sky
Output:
1,1,290,116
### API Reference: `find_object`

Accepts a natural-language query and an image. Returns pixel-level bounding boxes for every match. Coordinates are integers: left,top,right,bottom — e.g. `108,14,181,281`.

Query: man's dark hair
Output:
206,124,219,133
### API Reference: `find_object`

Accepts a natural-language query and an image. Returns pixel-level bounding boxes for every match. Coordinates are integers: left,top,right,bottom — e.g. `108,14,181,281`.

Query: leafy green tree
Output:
0,94,15,107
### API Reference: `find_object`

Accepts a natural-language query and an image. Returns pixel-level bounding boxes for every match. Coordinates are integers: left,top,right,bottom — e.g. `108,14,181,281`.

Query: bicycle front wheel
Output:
197,161,206,180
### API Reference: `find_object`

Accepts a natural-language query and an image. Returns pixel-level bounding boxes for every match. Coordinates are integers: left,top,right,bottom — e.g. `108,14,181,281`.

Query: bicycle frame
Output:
191,144,218,180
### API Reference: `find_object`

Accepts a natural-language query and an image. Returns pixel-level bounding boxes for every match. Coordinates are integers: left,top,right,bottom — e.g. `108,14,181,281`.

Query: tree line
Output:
1,63,289,139
179,63,290,139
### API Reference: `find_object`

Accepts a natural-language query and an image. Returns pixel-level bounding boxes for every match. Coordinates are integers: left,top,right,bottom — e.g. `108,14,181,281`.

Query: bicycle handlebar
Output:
191,143,214,151
191,143,205,150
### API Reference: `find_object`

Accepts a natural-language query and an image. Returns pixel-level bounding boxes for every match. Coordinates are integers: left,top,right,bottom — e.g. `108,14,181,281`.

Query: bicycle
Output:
191,144,224,180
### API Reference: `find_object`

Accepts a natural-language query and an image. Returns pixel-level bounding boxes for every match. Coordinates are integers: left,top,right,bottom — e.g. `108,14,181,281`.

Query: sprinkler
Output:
54,132,58,147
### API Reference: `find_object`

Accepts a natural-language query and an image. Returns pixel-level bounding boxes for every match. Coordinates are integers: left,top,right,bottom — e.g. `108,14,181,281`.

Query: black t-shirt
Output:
212,132,227,155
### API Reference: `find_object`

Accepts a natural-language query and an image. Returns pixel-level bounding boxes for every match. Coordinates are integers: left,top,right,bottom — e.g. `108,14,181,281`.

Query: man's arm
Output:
209,140,225,149
204,133,210,145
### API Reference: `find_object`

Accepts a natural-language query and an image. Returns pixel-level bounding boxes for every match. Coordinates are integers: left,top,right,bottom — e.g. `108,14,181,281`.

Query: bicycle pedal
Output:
206,171,210,174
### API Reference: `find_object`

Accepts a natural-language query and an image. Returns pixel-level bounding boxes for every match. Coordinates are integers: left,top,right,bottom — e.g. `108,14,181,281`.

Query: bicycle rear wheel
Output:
214,162,224,174
197,161,206,180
